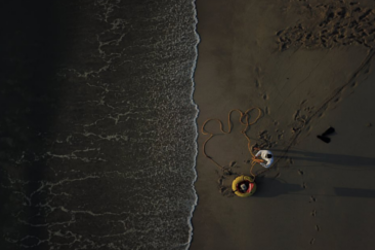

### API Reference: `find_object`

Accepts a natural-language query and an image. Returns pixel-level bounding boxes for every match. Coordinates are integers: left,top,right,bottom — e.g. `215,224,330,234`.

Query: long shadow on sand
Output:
252,178,375,199
254,178,304,198
333,187,375,198
232,150,375,198
273,149,375,169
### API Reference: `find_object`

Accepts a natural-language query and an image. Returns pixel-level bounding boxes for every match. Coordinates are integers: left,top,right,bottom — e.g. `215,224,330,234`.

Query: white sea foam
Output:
185,0,200,249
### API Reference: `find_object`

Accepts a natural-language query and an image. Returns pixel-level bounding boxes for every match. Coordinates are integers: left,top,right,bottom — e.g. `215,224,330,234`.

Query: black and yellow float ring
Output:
232,175,257,197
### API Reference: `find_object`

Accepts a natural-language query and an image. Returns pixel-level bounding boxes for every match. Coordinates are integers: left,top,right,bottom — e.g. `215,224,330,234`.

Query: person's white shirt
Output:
255,150,274,168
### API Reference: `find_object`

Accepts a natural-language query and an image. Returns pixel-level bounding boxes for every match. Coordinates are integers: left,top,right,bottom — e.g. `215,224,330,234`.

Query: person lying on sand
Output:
253,148,274,169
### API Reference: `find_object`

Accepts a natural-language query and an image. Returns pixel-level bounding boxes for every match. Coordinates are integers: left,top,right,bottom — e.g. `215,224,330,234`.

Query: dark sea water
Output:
1,1,198,249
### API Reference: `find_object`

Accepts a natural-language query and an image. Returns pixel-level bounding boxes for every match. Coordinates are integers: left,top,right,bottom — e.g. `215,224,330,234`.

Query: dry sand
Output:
191,0,375,249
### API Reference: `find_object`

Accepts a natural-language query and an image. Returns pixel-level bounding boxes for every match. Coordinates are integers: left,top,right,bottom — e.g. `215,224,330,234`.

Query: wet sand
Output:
191,0,375,249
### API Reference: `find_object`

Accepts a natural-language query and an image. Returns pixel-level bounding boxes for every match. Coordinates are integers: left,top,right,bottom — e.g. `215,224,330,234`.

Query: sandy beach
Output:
191,0,375,249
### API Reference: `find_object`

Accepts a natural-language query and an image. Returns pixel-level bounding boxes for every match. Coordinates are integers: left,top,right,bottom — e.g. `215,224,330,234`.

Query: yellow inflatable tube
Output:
232,175,257,197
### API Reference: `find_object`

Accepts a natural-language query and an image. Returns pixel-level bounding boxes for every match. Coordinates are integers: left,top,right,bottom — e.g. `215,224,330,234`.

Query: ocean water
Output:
0,0,199,249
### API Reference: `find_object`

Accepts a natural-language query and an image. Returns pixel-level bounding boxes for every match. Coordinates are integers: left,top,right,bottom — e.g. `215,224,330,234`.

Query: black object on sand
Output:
322,127,335,137
317,127,335,143
317,135,331,143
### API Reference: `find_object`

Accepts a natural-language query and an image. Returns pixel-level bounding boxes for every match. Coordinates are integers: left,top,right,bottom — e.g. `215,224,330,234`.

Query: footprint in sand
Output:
229,161,236,167
309,238,315,245
217,178,223,185
310,209,317,216
310,195,316,203
255,79,261,88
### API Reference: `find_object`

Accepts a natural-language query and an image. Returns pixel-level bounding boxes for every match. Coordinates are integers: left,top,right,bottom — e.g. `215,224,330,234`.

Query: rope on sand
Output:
201,108,264,179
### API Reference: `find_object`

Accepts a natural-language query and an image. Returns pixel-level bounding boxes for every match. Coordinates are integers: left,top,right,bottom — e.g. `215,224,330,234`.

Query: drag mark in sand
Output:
258,46,372,176
277,48,375,162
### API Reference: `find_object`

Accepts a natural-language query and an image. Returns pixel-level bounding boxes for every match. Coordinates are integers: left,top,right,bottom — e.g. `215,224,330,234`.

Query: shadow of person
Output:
254,177,304,198
272,149,375,170
334,187,375,198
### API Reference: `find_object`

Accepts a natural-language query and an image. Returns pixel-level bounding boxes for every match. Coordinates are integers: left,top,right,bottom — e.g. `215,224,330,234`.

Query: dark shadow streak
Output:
251,178,375,199
333,187,375,198
272,149,375,169
253,178,304,198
